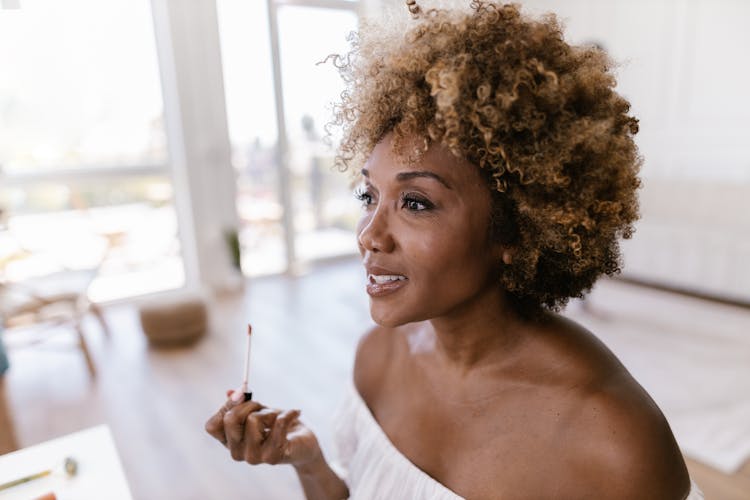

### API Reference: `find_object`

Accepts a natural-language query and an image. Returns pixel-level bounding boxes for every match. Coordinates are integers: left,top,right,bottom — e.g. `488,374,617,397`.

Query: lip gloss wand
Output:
241,324,253,401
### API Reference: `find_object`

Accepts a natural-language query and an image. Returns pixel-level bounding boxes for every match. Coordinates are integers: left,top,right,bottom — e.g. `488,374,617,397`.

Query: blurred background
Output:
0,0,748,499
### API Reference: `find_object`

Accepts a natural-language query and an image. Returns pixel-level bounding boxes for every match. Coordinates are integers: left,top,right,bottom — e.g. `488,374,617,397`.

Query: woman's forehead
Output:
364,133,482,188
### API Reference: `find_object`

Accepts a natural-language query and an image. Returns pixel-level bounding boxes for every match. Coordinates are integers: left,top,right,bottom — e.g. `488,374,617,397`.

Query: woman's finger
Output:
262,409,301,464
243,408,280,463
284,418,315,464
205,410,227,444
256,408,282,440
205,395,249,444
255,409,282,437
223,401,264,459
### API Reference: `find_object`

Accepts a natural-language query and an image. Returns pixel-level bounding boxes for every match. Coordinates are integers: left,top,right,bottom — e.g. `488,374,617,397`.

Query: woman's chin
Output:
370,304,429,328
371,315,401,329
369,308,408,328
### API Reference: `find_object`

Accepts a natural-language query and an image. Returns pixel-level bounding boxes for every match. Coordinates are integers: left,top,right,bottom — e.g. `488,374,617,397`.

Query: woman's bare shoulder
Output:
528,314,692,499
352,323,407,405
553,372,692,499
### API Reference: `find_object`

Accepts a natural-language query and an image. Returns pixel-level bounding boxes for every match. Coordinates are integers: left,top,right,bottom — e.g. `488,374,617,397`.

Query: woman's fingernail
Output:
226,389,234,398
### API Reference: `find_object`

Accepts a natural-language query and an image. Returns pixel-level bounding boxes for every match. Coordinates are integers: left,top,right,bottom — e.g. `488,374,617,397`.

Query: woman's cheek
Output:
406,234,442,266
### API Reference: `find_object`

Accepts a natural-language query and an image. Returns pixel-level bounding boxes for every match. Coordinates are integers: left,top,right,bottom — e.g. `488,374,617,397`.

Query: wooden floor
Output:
0,257,748,499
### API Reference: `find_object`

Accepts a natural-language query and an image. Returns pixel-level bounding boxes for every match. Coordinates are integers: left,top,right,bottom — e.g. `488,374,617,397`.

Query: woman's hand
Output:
205,389,321,468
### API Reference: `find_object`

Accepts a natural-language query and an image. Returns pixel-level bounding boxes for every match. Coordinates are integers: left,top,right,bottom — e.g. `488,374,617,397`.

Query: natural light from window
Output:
0,0,184,302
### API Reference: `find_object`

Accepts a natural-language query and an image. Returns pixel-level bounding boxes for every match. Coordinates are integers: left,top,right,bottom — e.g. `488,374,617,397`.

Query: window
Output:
0,0,184,301
218,0,360,276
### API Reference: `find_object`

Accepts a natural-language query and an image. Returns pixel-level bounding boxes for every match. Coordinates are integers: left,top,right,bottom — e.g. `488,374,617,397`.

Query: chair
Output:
0,244,112,378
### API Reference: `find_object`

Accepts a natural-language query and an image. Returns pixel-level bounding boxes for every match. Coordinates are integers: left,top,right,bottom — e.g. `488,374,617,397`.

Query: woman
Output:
205,2,703,498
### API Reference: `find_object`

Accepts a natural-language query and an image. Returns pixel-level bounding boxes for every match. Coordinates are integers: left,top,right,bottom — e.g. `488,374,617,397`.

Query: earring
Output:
502,250,513,265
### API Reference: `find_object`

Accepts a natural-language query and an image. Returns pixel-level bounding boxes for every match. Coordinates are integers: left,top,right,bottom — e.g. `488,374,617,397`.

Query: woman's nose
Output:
357,208,395,254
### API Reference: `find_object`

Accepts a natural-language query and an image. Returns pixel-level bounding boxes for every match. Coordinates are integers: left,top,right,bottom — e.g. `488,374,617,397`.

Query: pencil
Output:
0,469,52,492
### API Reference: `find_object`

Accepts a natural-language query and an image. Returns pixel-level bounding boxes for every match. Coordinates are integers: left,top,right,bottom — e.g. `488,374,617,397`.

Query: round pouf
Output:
139,292,208,346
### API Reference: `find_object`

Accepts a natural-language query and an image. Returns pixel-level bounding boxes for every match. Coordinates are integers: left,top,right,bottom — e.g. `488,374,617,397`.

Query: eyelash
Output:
354,186,373,206
401,193,433,212
354,187,434,212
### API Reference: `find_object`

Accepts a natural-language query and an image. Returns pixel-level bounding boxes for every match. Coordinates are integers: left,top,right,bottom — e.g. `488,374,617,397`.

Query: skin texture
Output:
357,133,504,329
352,134,691,499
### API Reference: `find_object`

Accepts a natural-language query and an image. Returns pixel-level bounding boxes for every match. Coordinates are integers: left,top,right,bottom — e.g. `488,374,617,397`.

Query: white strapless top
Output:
331,380,704,499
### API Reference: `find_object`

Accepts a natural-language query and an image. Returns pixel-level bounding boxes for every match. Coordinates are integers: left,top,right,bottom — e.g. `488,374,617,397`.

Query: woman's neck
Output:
420,286,530,376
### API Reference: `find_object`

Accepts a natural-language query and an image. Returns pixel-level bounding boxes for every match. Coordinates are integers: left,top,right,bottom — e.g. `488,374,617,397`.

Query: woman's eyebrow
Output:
396,171,453,189
361,168,452,189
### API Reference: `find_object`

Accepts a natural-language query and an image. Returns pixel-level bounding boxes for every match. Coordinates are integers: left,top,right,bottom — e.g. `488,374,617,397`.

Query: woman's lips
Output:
366,275,408,297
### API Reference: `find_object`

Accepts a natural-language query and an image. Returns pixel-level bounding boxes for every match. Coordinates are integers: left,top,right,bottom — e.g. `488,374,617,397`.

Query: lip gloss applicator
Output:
241,323,253,401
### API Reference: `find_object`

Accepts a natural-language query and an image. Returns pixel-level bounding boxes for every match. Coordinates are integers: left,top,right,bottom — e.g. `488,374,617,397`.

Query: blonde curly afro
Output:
330,1,642,312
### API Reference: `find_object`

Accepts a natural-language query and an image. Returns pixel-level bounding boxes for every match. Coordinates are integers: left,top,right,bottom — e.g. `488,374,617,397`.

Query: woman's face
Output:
356,133,501,327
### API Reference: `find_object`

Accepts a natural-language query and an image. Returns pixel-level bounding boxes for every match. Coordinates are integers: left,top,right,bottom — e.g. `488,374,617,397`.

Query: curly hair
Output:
329,1,641,312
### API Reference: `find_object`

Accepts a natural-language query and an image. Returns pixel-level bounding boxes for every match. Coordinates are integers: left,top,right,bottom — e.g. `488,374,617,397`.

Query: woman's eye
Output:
401,194,433,212
354,188,374,207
